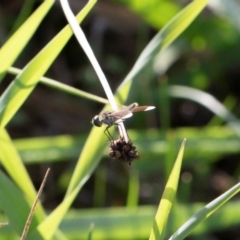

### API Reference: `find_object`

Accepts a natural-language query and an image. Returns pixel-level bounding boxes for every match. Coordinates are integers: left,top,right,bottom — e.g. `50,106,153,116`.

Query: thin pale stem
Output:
59,0,117,110
59,0,128,141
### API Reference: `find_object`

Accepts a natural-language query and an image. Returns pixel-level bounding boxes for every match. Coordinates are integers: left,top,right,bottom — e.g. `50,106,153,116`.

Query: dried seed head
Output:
109,150,121,159
109,137,139,165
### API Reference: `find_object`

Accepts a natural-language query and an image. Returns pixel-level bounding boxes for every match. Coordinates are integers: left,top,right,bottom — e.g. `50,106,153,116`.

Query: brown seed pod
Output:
109,150,121,159
108,137,139,165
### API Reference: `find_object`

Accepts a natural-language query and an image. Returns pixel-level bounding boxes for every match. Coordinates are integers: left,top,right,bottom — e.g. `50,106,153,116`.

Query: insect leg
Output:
104,125,114,141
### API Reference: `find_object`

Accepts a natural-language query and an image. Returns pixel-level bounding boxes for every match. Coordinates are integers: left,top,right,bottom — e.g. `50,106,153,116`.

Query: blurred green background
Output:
1,0,240,239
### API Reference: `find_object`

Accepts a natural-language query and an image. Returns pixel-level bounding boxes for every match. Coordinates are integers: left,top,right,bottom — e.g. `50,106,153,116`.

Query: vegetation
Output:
0,0,240,239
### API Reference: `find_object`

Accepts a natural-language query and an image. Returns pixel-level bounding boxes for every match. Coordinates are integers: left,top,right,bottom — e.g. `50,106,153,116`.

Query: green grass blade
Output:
36,126,108,239
149,139,186,240
120,1,180,29
168,182,240,240
66,127,108,195
8,67,108,104
0,0,97,128
0,0,54,82
169,85,240,136
118,0,208,89
10,0,37,34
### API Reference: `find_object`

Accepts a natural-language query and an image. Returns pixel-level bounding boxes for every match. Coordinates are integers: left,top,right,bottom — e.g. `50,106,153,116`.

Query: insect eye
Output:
92,115,102,127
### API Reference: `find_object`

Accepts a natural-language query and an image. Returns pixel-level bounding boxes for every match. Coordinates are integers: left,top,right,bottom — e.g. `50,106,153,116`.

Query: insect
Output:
91,102,155,140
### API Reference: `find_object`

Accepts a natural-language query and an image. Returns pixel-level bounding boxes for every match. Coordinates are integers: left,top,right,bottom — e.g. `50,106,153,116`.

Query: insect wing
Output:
131,105,155,113
126,102,139,111
110,109,133,120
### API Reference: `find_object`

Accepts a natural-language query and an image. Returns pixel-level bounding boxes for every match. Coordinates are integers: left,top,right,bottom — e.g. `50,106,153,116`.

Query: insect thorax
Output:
100,112,116,126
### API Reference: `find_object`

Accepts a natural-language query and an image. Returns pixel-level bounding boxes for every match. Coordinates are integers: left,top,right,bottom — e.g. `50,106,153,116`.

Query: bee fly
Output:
91,102,155,140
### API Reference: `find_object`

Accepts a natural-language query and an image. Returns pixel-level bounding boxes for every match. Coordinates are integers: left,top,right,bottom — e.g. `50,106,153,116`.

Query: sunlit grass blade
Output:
10,0,37,34
0,0,97,129
36,126,108,239
87,223,95,240
66,127,108,196
168,182,240,240
149,139,186,240
118,0,208,90
169,85,240,136
0,0,54,82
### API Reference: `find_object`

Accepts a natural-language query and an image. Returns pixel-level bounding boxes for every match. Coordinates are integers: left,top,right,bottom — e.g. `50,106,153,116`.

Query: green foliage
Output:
1,0,240,240
0,0,54,82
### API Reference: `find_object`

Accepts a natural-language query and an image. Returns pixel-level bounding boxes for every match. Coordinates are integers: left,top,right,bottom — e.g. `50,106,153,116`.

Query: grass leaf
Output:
169,85,240,136
0,0,96,128
149,139,186,240
118,0,208,90
0,0,54,82
168,182,240,240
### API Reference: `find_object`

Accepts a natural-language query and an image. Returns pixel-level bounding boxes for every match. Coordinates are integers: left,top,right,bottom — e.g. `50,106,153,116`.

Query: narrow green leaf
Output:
10,0,37,34
168,182,240,240
0,0,97,128
149,139,186,240
118,0,208,89
35,126,109,239
119,0,180,29
8,67,108,105
169,85,240,137
0,0,54,82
